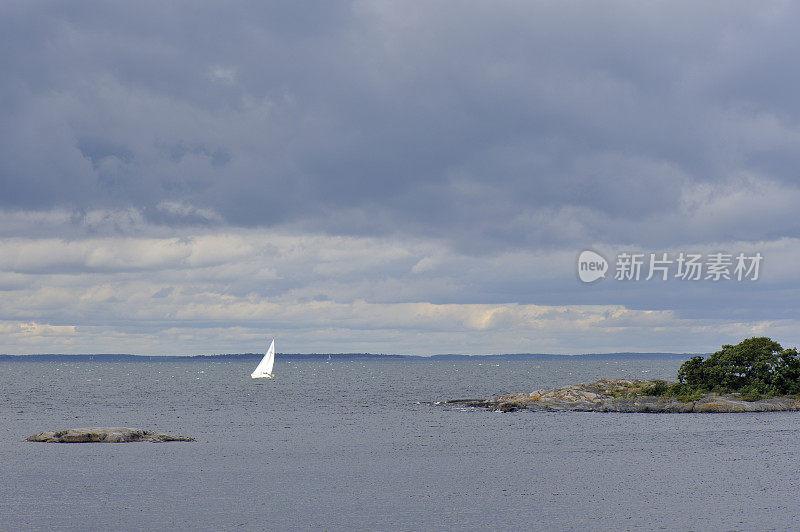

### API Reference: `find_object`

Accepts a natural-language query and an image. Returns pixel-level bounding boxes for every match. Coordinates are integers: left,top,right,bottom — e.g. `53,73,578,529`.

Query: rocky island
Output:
447,337,800,413
447,378,800,412
27,427,195,443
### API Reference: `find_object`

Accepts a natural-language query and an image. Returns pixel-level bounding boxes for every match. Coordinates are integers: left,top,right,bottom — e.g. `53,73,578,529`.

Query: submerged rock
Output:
446,379,800,413
26,427,195,443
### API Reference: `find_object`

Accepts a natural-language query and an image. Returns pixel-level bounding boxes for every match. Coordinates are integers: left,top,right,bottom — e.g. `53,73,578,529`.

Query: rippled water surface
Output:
2,355,799,530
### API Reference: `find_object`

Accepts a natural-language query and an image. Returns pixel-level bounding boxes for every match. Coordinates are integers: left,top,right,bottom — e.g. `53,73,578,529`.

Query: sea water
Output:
2,355,799,530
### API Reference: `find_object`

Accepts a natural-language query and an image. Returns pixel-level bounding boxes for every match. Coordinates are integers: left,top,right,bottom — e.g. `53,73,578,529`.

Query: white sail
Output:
251,338,275,378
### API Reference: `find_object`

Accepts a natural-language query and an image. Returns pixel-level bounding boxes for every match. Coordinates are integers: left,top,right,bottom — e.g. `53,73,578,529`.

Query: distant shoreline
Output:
0,352,699,361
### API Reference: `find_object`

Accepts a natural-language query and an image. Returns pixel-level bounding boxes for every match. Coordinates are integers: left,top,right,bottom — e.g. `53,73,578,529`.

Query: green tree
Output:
676,337,799,397
677,355,707,388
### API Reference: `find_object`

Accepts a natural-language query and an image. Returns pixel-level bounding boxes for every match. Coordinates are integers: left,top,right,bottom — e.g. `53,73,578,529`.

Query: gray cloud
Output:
3,2,800,354
4,2,800,250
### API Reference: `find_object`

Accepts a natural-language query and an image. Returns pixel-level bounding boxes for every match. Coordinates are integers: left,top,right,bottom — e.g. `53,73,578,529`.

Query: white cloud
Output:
157,201,223,222
206,65,238,85
0,207,798,354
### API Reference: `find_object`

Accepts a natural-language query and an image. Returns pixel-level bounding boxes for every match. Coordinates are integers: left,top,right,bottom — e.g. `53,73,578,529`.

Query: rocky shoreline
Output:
446,379,800,413
27,427,195,443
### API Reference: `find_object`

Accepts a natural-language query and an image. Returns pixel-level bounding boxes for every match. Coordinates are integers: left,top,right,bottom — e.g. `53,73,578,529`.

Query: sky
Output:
2,1,800,355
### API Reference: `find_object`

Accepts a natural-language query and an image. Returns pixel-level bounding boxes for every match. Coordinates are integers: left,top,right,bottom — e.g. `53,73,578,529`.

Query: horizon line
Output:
0,352,701,359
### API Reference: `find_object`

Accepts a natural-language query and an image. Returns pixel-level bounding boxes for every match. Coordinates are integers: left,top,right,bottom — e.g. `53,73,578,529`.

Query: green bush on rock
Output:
640,380,669,396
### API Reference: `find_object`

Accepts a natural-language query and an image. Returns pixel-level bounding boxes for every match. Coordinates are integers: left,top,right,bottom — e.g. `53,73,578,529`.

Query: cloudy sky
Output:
3,1,800,355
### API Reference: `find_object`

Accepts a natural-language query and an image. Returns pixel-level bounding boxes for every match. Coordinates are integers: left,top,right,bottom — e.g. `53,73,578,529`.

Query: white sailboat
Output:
251,338,275,379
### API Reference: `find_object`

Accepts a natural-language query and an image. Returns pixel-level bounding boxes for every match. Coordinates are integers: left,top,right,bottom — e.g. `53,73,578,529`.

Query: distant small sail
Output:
251,338,275,378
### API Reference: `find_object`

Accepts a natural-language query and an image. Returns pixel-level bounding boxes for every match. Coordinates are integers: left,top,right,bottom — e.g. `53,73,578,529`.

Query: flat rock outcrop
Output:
26,427,195,443
446,379,800,413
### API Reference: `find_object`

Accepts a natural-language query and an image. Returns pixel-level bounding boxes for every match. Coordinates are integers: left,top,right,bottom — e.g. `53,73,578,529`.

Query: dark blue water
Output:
2,356,799,530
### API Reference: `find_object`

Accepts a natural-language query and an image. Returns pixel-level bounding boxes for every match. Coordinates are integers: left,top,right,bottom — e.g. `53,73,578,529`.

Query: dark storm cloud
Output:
3,1,800,249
